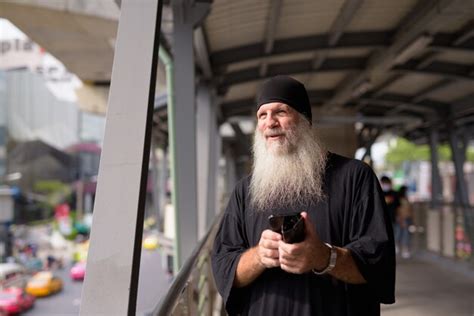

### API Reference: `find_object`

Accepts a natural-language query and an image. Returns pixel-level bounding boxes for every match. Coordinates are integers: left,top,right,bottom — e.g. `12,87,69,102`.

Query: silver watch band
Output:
312,243,337,275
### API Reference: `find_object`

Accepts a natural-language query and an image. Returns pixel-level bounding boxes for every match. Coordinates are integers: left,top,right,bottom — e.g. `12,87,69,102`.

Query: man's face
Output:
256,102,300,153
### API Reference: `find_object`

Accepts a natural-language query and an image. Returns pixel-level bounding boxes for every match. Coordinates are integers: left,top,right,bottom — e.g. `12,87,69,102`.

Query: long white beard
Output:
250,117,327,211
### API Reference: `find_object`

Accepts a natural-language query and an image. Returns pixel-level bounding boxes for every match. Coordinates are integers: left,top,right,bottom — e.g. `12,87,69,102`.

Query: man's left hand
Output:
279,212,330,274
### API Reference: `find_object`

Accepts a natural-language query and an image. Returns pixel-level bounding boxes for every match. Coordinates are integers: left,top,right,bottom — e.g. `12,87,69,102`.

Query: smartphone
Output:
268,213,305,244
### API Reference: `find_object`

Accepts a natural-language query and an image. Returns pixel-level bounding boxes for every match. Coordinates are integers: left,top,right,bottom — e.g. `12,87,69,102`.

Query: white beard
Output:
250,117,327,211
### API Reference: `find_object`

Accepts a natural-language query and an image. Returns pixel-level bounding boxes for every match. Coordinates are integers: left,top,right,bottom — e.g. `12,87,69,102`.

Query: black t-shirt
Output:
383,190,400,224
211,153,395,316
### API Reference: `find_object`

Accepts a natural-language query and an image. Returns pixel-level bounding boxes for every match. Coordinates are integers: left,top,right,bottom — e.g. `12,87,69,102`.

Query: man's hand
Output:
257,229,282,268
233,229,281,287
278,212,330,274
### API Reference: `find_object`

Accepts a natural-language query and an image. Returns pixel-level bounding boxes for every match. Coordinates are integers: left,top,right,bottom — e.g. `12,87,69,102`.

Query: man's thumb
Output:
301,211,315,236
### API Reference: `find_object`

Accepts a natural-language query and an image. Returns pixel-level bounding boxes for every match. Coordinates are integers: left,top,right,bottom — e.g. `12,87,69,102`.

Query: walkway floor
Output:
381,255,474,316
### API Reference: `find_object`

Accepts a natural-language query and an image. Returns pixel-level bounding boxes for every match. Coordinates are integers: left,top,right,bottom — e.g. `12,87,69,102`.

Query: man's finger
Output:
262,229,282,241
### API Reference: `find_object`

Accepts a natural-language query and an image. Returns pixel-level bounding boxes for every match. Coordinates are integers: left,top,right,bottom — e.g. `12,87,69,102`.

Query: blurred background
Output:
0,0,473,315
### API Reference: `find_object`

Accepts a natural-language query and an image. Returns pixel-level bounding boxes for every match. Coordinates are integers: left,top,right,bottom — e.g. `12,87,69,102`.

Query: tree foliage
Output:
385,137,474,167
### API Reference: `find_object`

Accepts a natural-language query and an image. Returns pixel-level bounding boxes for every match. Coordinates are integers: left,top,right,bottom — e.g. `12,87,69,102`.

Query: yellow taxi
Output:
25,271,63,297
142,235,159,250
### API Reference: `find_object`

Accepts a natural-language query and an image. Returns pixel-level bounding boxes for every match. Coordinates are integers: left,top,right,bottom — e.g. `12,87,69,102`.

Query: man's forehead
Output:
257,102,292,114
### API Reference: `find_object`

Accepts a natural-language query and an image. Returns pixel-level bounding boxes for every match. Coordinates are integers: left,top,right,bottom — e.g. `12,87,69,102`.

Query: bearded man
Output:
211,75,395,316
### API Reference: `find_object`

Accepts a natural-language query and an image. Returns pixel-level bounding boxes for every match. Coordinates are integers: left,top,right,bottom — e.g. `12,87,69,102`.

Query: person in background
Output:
396,185,413,258
380,176,400,240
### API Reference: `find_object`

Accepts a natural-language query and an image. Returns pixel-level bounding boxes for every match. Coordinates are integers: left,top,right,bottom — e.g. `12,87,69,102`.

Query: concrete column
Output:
429,128,443,208
158,147,168,232
448,129,469,207
80,0,163,314
170,0,210,267
224,147,237,197
205,93,220,228
196,83,218,238
448,128,473,258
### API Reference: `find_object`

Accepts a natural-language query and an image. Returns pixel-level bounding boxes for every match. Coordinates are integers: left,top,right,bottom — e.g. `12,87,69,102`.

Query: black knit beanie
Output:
256,75,312,124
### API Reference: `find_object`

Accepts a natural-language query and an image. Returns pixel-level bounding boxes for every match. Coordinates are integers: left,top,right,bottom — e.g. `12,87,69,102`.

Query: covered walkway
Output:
382,255,474,316
1,0,473,315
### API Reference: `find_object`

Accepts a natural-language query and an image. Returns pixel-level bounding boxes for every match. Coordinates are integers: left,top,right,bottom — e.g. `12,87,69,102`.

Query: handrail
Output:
147,211,224,316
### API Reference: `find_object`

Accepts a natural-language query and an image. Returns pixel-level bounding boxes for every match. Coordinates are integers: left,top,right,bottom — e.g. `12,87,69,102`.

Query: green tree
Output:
385,137,474,168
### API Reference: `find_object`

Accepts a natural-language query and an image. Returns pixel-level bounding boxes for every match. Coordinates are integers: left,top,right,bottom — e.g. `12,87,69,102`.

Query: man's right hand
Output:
233,229,282,287
257,229,282,268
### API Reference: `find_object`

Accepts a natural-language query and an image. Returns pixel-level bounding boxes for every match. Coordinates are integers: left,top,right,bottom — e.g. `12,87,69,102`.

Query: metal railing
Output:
147,212,224,316
411,202,473,264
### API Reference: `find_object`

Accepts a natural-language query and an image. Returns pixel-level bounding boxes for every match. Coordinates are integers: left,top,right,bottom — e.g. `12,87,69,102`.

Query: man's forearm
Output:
327,247,366,284
233,247,266,288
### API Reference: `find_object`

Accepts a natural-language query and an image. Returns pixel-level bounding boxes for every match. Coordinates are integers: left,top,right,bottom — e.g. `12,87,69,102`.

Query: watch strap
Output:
312,243,337,275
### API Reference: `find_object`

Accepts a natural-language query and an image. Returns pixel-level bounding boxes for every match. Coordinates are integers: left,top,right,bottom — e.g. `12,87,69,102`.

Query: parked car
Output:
0,264,27,289
70,262,86,281
0,287,35,315
25,272,62,297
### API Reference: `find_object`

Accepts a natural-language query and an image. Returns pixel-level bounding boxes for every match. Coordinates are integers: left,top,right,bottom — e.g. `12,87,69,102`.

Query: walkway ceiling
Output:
195,0,474,148
1,0,473,150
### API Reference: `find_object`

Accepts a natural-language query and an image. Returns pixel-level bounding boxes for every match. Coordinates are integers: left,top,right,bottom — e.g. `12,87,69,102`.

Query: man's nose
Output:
265,114,278,128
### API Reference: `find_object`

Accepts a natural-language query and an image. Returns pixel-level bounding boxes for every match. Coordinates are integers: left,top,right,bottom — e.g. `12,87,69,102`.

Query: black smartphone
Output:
268,213,305,244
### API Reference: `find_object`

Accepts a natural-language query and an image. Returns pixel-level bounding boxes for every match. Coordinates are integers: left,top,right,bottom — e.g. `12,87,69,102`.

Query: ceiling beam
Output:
312,0,364,69
211,31,389,68
220,89,450,119
211,31,472,69
194,26,213,79
229,122,252,155
358,97,438,116
411,78,454,103
394,60,474,82
453,19,474,45
320,0,468,111
259,0,283,77
218,57,472,89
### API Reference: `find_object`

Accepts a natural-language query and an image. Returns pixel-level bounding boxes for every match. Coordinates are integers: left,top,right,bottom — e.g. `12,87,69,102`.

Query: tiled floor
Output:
381,255,474,316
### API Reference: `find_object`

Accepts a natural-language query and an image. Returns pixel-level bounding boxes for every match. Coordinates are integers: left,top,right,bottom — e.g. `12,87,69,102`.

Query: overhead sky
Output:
0,18,82,103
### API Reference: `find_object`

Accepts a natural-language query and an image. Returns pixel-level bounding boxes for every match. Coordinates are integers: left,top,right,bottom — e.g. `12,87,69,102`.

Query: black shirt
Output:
211,153,395,316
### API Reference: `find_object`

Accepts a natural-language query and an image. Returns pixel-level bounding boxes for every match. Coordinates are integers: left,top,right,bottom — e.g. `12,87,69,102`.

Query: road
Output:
23,249,170,315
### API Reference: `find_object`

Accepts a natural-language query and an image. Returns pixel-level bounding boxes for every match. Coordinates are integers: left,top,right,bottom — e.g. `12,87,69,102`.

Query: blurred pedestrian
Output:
380,176,400,241
396,186,413,258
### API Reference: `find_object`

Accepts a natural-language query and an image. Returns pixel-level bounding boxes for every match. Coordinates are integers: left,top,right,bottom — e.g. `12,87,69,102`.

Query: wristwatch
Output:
312,243,337,275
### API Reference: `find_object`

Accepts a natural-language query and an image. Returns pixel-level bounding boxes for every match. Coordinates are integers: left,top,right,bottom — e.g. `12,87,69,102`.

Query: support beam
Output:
429,128,443,208
194,26,213,79
224,147,237,197
321,0,469,111
211,31,471,69
259,0,283,77
172,1,196,269
312,0,363,69
170,0,210,269
219,58,473,90
448,127,474,254
196,83,218,238
453,19,474,46
80,0,163,314
412,78,454,103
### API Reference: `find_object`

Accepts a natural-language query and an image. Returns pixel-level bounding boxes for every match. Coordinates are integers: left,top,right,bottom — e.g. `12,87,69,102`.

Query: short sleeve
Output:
344,165,396,304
